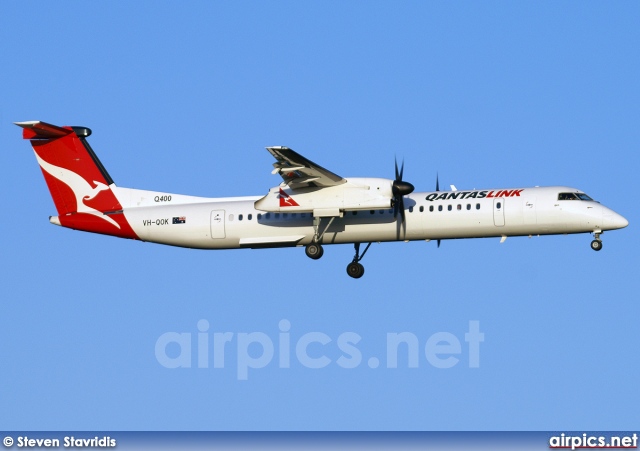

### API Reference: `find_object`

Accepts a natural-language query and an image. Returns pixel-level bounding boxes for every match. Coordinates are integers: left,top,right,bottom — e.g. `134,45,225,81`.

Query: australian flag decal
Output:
172,216,186,224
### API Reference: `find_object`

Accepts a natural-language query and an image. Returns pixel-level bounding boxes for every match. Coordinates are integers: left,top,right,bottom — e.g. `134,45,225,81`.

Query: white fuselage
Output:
19,121,627,271
109,184,628,250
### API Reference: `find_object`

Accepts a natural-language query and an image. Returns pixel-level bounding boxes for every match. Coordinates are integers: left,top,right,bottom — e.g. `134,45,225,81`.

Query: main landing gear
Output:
305,241,372,279
590,231,603,251
303,215,372,278
346,242,372,279
305,243,324,259
305,215,336,261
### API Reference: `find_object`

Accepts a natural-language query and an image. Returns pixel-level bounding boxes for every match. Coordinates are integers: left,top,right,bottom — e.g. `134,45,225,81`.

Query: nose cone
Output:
603,211,629,230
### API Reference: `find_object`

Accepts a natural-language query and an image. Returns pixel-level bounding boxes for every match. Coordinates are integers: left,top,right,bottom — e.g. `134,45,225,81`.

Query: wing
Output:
267,146,346,188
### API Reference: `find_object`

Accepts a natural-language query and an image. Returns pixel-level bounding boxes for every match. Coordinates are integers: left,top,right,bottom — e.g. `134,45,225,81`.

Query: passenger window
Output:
229,214,234,221
275,213,280,219
257,214,262,220
419,206,424,212
370,210,375,215
438,205,443,211
496,202,501,209
457,204,461,210
476,203,480,210
448,205,452,211
248,214,252,220
409,206,413,213
292,213,296,218
238,214,243,221
301,213,306,218
283,213,288,218
265,213,271,219
466,204,471,210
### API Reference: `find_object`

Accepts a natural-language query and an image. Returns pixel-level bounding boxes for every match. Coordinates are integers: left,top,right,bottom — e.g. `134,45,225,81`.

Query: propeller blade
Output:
437,239,441,248
436,172,440,191
394,157,406,181
392,157,412,227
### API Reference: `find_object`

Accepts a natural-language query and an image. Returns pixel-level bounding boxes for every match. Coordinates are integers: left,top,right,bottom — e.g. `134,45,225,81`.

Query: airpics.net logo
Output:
155,320,484,380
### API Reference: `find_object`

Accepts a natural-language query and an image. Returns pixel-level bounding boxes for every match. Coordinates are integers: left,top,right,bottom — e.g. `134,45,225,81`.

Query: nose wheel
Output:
590,231,603,251
347,242,372,279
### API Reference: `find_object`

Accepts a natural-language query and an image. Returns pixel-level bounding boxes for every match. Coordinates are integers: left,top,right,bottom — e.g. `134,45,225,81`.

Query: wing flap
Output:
266,146,345,188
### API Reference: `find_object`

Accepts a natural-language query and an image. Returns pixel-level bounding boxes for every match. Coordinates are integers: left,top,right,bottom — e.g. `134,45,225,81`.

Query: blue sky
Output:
0,2,638,431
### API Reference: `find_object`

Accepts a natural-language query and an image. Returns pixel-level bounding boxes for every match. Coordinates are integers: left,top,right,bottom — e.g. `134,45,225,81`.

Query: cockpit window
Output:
558,192,594,201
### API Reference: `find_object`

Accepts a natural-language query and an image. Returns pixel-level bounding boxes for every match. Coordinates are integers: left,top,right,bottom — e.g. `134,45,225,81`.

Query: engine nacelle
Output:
254,177,394,213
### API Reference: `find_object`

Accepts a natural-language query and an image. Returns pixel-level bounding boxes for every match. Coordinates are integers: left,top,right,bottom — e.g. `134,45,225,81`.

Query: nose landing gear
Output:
591,231,603,251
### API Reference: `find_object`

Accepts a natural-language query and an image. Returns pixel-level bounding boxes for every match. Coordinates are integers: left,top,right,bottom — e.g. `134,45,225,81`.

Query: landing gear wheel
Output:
590,239,603,251
305,243,324,259
346,262,365,279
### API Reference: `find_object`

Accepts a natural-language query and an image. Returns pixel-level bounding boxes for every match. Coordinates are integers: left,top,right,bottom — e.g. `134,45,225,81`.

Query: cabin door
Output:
210,210,226,238
493,198,505,227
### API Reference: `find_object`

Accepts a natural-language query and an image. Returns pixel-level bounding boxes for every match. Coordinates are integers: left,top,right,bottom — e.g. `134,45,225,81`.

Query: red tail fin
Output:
17,121,138,239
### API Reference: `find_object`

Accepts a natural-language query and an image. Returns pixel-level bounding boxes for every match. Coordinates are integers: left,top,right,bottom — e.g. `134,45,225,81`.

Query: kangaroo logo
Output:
279,188,300,207
34,152,121,229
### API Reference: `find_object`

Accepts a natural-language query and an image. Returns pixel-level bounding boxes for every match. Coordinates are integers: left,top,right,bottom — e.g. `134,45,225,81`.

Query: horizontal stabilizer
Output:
15,121,73,140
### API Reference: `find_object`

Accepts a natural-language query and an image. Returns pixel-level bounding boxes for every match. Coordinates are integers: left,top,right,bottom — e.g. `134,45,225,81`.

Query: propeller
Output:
435,172,441,248
392,158,415,224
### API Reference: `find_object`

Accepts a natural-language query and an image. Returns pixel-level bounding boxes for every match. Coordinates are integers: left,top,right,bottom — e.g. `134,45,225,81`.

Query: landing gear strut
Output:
305,215,336,260
346,242,372,279
591,232,603,251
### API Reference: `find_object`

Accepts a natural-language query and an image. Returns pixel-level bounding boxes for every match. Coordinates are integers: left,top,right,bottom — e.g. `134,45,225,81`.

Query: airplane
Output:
17,120,629,278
